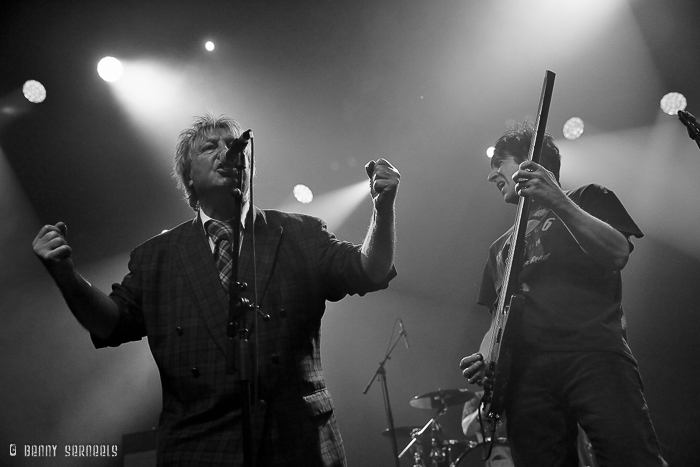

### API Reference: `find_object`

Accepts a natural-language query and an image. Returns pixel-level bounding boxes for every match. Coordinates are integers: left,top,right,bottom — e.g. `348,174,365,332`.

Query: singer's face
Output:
189,128,251,205
487,153,520,204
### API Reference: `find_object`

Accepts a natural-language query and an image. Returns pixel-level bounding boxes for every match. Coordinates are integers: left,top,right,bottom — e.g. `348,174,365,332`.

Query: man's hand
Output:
360,159,399,283
513,160,565,209
460,352,486,386
32,222,120,338
365,158,400,212
33,222,74,276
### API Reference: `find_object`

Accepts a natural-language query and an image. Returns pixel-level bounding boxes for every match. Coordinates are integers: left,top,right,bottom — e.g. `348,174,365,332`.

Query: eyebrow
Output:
196,137,220,149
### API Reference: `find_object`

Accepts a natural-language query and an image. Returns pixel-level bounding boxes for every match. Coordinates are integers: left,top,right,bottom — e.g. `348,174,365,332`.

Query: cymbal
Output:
410,389,475,410
381,426,421,438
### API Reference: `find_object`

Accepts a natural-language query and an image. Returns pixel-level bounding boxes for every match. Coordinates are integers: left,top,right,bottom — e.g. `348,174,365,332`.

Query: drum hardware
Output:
401,429,473,467
381,426,422,439
396,388,476,467
409,388,476,410
397,414,442,461
448,438,509,467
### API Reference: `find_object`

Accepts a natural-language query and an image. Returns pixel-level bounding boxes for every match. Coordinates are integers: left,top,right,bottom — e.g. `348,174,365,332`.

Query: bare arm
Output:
549,195,630,270
32,222,119,339
461,395,481,436
360,159,400,283
515,160,630,270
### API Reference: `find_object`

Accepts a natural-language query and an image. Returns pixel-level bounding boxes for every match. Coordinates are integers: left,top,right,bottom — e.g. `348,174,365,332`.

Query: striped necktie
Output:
206,219,235,293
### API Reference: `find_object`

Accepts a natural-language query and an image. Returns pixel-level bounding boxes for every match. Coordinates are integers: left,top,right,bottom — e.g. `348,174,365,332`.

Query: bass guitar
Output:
478,70,556,434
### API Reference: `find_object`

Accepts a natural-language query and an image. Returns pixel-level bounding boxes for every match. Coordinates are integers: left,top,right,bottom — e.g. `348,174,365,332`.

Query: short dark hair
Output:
491,122,561,183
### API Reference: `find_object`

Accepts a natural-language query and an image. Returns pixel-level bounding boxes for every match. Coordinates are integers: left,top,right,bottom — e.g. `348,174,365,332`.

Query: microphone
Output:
398,318,410,350
225,129,253,165
678,109,696,123
678,110,700,142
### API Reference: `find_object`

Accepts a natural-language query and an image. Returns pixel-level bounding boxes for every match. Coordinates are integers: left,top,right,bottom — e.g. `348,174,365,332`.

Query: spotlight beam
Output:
276,180,369,232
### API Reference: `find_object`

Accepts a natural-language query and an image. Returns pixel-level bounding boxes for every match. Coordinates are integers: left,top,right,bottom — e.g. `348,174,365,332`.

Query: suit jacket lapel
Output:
177,210,283,355
240,207,283,331
177,217,230,356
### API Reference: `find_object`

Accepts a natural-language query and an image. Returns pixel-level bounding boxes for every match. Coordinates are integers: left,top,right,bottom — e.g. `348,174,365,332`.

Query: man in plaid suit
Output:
32,114,400,466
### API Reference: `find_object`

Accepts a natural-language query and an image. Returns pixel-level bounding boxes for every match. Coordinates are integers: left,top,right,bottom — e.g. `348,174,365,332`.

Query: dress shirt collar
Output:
199,202,249,233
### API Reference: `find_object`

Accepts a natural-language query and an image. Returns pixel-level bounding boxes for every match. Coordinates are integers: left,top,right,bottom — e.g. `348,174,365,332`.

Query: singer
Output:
32,113,400,466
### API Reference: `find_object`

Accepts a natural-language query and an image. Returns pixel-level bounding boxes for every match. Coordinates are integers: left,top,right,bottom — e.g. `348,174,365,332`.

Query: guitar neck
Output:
482,71,556,418
494,70,556,322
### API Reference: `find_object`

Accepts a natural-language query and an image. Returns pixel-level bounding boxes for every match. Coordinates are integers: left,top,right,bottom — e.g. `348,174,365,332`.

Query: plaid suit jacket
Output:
94,208,395,466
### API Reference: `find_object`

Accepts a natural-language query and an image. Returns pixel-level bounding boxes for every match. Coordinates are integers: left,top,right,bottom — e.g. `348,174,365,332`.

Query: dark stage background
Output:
1,1,699,465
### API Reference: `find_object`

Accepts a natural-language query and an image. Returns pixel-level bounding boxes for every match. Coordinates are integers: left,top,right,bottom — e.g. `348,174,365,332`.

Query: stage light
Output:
563,117,585,140
293,184,313,204
97,57,123,82
205,41,215,52
660,92,687,115
22,80,46,103
277,180,367,232
486,146,495,158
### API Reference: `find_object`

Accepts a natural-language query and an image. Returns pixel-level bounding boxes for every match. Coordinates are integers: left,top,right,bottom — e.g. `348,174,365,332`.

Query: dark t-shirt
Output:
477,184,643,359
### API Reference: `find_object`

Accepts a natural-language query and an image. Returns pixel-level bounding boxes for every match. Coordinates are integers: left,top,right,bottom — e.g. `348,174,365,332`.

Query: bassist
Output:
460,124,667,467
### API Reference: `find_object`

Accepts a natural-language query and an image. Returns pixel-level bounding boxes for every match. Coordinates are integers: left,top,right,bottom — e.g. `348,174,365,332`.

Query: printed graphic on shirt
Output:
499,207,556,269
522,208,556,269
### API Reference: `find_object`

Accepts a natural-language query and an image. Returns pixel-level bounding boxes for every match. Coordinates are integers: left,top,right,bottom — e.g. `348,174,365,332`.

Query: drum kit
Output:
382,388,506,467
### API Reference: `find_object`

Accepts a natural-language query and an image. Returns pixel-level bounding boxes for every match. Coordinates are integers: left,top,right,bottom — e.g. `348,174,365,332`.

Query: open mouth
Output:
496,181,505,191
216,166,236,176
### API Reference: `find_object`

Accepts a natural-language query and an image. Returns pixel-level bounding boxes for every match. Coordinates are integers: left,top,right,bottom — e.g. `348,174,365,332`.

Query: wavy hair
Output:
491,122,562,184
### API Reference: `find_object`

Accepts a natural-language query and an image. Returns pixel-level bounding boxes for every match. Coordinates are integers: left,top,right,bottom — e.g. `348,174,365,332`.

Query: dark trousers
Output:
504,351,667,467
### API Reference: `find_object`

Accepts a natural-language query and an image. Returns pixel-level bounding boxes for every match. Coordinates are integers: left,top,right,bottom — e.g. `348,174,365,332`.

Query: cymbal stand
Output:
397,404,446,461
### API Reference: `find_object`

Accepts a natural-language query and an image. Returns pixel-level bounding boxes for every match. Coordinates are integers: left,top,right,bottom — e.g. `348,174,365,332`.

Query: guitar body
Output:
478,293,524,431
478,70,556,433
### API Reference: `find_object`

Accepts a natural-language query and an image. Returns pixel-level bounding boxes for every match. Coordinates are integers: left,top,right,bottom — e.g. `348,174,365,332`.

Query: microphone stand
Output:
363,328,404,467
678,110,700,151
227,145,254,467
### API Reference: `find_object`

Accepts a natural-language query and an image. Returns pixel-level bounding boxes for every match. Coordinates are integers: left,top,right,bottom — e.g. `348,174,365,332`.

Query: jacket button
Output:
270,354,281,364
258,399,266,409
176,327,184,336
278,309,287,318
191,368,200,377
